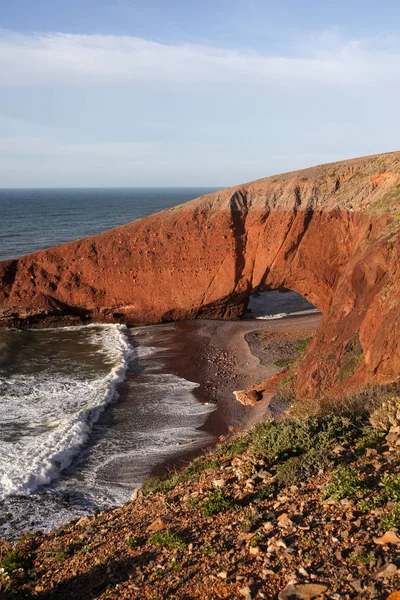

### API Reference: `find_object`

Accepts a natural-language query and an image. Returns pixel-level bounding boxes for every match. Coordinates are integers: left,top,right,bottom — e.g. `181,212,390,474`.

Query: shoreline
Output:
0,313,320,540
144,313,321,478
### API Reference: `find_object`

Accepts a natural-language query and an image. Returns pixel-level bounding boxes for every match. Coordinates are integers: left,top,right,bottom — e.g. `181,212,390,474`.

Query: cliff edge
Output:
1,151,400,398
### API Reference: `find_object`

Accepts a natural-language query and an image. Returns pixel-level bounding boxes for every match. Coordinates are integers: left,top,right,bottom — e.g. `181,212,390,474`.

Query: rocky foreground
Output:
1,386,400,599
1,152,400,399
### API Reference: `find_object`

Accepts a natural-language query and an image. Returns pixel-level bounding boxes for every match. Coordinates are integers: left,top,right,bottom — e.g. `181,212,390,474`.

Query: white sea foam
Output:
0,322,219,538
255,308,320,320
255,312,288,320
0,324,134,499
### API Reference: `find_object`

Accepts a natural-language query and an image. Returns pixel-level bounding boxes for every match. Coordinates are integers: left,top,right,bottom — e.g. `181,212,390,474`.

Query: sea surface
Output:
0,187,218,261
0,188,218,538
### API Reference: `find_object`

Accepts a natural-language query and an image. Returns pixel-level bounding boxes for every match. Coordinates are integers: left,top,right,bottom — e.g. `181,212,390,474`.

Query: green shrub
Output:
126,536,139,549
200,543,218,556
274,358,295,368
79,544,93,555
149,530,186,550
256,485,276,500
381,503,400,530
0,548,33,572
324,466,367,500
379,473,400,502
216,435,251,459
53,542,79,562
281,375,293,387
347,552,375,564
142,473,182,494
143,454,222,495
251,415,356,460
201,491,238,517
276,447,332,487
294,338,312,354
358,498,381,513
184,456,220,477
357,427,385,449
250,531,267,547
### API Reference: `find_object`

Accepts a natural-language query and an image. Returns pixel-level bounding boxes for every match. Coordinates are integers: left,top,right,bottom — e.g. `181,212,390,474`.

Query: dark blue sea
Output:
0,187,218,261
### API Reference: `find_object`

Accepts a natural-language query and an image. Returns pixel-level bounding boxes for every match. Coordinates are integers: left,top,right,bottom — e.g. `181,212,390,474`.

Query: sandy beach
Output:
146,312,321,476
0,312,321,539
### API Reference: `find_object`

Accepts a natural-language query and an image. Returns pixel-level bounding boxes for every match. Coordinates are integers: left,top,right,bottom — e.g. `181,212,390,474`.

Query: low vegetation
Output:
143,383,399,500
0,548,34,573
149,530,186,550
200,490,238,517
1,383,399,598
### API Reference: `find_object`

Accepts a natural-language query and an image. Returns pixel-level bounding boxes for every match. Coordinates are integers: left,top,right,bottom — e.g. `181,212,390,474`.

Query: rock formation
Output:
1,151,400,398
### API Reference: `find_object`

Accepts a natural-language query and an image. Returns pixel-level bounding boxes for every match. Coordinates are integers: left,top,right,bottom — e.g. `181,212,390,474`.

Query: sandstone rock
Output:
373,530,400,545
239,586,252,599
278,513,294,529
1,152,400,398
130,488,143,502
278,582,329,599
212,479,225,488
146,517,169,532
374,562,398,579
217,570,227,579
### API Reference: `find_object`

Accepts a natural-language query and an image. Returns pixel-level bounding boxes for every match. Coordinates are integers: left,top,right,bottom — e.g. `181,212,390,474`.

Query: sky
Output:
1,1,400,187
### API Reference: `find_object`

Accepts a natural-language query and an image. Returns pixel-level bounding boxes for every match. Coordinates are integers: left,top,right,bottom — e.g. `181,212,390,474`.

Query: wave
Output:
0,324,134,499
255,308,320,320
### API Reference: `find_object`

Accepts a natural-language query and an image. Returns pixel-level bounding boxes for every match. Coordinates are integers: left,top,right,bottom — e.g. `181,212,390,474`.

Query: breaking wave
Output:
0,324,134,499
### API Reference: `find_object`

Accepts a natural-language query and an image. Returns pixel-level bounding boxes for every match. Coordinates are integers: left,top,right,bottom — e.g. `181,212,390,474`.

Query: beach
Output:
143,312,321,478
0,311,320,539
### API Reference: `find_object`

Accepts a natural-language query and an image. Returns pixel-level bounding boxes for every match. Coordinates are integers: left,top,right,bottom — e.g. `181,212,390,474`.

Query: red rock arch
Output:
1,152,400,398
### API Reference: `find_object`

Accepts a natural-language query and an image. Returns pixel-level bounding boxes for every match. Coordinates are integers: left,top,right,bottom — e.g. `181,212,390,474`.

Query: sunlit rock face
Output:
1,151,400,398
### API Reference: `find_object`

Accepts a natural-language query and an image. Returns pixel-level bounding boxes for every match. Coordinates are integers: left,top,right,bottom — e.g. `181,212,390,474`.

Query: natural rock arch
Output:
1,152,400,398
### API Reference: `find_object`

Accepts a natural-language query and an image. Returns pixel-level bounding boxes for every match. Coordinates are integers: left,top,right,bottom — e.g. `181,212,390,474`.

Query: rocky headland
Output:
1,151,400,399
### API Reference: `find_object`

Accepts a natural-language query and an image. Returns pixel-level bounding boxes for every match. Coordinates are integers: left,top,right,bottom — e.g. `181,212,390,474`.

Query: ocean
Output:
0,187,218,261
0,187,219,538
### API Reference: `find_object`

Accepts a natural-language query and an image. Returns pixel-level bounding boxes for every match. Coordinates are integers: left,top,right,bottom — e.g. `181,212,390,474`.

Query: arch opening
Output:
243,287,319,320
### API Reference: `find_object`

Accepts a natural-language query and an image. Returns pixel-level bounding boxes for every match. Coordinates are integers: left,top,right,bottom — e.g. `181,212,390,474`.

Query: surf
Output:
0,324,134,499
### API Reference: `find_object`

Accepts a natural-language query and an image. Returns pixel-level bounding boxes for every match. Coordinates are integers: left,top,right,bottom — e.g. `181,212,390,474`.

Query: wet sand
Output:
147,313,321,475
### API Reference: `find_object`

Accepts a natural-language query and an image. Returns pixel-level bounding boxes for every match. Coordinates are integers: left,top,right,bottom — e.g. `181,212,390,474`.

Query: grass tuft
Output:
149,530,186,550
0,548,34,572
201,491,238,517
324,466,367,500
381,503,400,530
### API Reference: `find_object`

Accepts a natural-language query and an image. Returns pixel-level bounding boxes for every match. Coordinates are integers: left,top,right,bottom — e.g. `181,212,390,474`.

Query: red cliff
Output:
1,151,400,398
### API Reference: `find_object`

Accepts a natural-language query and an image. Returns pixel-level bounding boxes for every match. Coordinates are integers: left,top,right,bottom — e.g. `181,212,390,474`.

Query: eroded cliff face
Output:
1,152,400,398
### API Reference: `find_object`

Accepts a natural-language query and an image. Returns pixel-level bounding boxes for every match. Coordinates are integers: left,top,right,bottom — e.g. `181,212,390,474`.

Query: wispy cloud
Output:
0,29,399,186
1,30,400,88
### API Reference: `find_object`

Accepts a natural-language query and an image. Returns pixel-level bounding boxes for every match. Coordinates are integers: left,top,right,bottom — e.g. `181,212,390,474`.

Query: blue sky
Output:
1,0,400,187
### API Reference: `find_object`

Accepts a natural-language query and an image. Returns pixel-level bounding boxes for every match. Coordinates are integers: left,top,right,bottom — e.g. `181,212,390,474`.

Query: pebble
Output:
146,517,169,532
217,570,227,579
373,530,400,545
374,562,398,579
278,582,329,599
239,586,252,599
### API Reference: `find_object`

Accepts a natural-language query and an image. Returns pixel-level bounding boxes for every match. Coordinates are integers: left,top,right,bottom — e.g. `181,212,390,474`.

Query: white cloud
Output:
0,29,400,89
0,29,399,186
